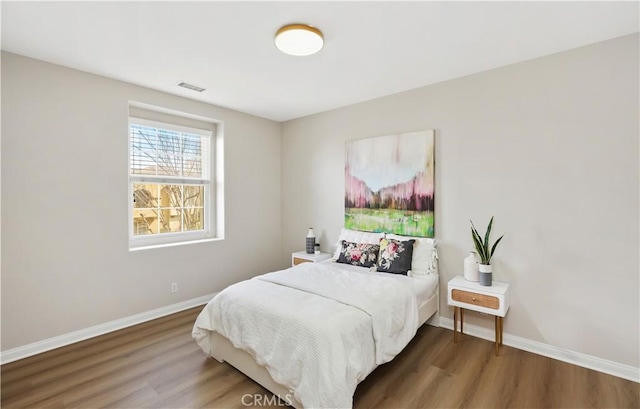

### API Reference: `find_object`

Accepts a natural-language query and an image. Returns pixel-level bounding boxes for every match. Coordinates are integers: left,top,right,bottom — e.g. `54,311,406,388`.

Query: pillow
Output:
336,240,380,268
376,238,415,275
332,228,385,260
386,234,437,277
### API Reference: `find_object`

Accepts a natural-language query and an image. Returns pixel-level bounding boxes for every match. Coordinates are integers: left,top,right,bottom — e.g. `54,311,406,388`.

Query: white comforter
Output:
192,262,419,409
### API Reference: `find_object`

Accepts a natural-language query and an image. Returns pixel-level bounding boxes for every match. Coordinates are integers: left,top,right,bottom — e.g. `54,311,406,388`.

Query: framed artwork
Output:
345,130,435,237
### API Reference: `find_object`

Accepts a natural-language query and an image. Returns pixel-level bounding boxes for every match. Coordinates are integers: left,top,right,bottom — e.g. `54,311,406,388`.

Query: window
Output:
129,117,213,247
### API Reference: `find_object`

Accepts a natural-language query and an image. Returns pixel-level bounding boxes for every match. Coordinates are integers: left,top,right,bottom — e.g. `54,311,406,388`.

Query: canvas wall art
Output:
345,130,435,237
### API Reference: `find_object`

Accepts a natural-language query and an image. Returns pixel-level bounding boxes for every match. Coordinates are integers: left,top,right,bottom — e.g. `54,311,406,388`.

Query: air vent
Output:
177,82,206,93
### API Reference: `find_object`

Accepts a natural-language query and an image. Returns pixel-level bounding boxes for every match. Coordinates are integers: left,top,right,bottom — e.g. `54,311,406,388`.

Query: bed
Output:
192,230,439,409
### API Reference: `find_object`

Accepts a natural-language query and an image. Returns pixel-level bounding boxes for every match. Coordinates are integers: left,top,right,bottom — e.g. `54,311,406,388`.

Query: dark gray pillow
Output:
376,238,415,275
336,240,380,268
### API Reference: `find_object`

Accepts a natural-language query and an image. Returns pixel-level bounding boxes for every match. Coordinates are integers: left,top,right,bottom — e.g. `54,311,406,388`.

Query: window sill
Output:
129,237,222,252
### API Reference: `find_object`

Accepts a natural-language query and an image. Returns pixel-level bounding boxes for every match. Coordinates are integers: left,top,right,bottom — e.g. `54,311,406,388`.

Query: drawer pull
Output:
472,297,476,301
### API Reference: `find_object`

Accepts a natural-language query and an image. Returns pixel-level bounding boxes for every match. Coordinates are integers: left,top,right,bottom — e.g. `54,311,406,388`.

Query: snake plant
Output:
470,216,504,265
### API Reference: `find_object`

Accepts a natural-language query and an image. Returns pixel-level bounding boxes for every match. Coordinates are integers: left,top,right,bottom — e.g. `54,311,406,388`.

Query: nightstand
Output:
291,251,332,266
447,275,511,355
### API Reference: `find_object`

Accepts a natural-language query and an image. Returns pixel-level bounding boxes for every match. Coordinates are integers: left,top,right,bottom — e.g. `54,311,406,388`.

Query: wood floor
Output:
2,307,638,408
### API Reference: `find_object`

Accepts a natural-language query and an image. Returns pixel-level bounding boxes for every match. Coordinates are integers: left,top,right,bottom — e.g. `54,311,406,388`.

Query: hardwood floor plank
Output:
463,346,520,408
2,306,638,409
149,359,231,408
1,309,196,385
2,335,195,408
2,314,191,393
104,384,160,409
433,336,493,408
503,349,552,408
416,365,459,408
60,346,197,409
66,380,155,409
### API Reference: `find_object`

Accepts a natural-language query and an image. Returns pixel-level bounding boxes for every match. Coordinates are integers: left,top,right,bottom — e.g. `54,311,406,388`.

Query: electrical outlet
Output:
170,282,178,293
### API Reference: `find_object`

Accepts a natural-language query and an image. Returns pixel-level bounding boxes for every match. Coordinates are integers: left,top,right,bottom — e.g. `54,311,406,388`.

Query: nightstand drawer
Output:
293,257,312,266
452,289,500,310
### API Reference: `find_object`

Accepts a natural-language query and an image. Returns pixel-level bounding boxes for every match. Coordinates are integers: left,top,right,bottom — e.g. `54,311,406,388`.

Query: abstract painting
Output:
345,130,435,237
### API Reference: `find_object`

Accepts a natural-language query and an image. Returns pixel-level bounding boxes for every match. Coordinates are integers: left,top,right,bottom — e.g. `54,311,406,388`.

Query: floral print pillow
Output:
376,238,415,275
337,240,380,268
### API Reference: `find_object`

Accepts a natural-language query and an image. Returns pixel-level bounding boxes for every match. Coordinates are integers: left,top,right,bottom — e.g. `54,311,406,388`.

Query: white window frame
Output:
128,117,214,249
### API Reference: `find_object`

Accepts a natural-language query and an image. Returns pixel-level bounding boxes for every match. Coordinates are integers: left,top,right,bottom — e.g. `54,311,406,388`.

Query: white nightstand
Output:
291,251,332,266
447,275,511,355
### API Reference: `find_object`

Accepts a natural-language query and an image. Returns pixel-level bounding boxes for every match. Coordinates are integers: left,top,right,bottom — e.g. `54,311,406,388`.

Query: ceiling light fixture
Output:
274,24,324,56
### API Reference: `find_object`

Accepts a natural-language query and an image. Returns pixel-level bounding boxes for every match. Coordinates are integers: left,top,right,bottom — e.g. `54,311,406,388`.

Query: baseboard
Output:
439,317,639,383
1,293,217,365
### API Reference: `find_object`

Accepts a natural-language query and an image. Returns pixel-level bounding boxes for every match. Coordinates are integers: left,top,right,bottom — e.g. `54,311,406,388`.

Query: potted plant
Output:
470,216,504,286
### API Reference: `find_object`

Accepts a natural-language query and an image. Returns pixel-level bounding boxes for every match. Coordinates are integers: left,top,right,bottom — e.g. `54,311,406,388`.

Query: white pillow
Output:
333,228,385,260
386,234,437,276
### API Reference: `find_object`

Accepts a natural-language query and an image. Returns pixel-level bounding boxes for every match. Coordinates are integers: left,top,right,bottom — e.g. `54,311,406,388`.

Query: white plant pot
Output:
479,264,492,286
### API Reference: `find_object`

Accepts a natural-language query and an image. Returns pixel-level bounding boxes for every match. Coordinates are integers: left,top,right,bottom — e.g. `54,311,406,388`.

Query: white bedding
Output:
192,262,422,409
319,260,438,307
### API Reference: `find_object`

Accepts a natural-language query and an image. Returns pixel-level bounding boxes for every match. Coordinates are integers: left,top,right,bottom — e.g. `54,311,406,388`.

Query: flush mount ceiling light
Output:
275,24,324,56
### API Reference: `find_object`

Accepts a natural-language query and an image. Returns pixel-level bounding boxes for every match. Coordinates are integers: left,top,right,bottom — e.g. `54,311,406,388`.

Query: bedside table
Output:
291,251,332,266
447,275,511,355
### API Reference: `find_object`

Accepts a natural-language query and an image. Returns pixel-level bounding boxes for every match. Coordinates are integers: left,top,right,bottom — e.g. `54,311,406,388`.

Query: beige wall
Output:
281,34,639,367
1,52,283,350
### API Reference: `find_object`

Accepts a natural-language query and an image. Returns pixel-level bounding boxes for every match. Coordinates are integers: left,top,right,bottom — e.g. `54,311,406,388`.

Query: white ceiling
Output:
2,2,638,122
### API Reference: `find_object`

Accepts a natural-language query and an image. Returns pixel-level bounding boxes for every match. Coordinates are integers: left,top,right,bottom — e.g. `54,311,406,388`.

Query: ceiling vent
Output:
177,82,206,92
